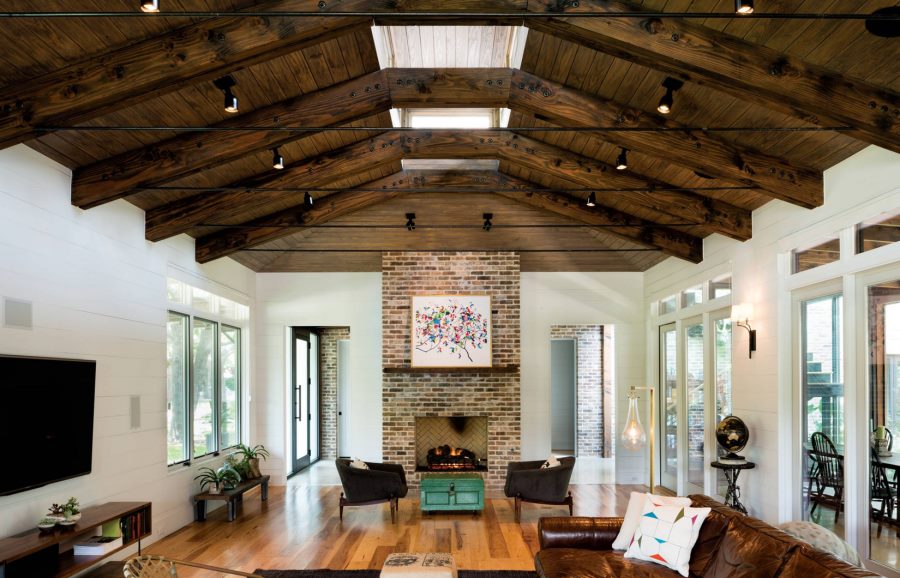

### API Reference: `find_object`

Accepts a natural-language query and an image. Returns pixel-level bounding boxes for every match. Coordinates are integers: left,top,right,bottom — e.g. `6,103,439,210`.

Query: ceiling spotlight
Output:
586,192,597,207
405,213,416,231
213,76,239,114
304,192,314,209
866,7,900,38
615,148,628,171
735,0,754,14
657,77,684,115
271,148,284,170
140,0,159,12
483,213,493,232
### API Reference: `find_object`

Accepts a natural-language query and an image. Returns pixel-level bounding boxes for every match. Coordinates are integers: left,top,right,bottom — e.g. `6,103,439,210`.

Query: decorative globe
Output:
716,416,749,462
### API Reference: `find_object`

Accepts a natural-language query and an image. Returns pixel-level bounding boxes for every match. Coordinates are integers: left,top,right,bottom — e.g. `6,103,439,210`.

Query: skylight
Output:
405,108,495,129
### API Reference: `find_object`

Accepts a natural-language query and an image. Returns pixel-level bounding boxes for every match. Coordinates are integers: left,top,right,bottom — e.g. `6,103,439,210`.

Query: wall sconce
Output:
732,303,757,358
622,386,655,493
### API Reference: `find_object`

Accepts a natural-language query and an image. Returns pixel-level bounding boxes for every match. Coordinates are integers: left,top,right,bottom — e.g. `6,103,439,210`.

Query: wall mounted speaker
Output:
3,298,33,329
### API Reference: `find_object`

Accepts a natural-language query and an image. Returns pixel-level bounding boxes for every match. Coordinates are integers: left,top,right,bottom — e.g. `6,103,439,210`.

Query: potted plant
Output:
194,467,240,495
235,444,270,479
46,503,66,522
226,452,251,480
63,497,81,522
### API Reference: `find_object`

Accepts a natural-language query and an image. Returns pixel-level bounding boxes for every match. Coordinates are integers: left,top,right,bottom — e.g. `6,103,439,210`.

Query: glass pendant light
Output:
621,393,646,451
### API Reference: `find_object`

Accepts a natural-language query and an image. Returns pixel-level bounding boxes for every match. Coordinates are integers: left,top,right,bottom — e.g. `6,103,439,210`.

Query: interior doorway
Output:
549,325,615,459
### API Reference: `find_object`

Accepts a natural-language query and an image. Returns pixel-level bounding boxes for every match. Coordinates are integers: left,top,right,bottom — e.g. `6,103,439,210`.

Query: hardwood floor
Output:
142,468,642,575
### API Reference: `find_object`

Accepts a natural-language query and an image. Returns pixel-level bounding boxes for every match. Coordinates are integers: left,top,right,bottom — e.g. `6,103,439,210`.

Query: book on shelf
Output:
73,535,123,556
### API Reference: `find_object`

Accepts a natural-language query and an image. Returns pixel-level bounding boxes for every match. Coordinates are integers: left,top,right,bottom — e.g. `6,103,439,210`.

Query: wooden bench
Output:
193,475,269,522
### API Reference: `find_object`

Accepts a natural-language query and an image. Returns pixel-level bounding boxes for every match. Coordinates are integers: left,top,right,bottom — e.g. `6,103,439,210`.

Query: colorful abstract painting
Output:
411,295,492,367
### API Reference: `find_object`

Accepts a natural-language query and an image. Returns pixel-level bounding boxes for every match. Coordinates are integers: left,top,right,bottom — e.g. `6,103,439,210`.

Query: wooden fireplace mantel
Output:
383,365,519,374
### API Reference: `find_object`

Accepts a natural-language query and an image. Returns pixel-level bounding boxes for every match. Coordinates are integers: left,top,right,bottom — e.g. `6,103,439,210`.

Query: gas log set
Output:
426,445,477,471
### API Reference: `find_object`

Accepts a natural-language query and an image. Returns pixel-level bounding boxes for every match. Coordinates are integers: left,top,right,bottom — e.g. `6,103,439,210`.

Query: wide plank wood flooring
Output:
142,472,643,575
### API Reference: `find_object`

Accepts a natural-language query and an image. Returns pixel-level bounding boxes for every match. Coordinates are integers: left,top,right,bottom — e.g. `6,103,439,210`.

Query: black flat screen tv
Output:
0,355,96,496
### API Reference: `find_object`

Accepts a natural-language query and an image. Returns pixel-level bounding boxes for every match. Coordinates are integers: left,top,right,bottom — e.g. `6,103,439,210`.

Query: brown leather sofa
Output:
536,495,878,578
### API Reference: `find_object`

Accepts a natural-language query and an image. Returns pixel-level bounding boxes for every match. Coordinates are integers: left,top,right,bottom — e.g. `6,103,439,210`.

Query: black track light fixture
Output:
405,213,416,231
586,192,597,207
482,213,493,232
140,0,159,12
657,77,684,115
271,148,284,170
304,192,314,209
866,7,900,38
213,76,239,114
615,148,628,171
735,0,754,14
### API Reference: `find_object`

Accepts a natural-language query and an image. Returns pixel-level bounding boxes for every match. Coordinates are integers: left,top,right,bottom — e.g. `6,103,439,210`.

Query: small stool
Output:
380,553,457,578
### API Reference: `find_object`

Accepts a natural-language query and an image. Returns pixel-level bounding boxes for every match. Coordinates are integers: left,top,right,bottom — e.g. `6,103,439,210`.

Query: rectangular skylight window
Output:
405,108,496,128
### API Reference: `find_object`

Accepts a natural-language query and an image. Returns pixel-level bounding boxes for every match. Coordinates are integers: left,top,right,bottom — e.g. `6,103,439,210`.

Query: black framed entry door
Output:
290,328,319,474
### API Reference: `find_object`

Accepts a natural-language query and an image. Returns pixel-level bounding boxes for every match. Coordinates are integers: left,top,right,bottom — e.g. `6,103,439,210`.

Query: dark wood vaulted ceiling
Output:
0,0,897,272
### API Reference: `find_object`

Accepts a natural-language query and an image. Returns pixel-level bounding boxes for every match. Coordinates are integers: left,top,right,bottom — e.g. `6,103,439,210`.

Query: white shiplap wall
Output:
0,144,255,558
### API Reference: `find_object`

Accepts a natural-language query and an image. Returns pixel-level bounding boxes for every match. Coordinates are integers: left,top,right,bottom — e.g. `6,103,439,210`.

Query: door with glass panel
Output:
291,329,312,473
799,293,844,532
866,280,900,573
711,313,733,498
683,317,706,495
660,323,678,491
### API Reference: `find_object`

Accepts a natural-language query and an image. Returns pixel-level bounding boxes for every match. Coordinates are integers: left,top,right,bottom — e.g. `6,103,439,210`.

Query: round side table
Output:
710,460,756,514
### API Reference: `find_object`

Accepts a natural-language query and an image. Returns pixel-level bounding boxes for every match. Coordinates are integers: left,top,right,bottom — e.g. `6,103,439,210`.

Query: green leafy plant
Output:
235,443,270,461
63,497,80,516
194,466,240,492
226,452,251,479
38,517,58,527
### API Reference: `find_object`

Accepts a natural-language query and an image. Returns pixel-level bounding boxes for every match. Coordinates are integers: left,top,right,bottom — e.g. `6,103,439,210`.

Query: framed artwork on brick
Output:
411,295,492,368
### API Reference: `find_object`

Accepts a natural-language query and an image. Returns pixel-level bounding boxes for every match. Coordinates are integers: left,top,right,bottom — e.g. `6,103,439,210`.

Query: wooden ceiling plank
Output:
498,188,702,263
525,0,900,153
509,69,822,207
398,128,752,239
0,2,378,150
144,131,404,241
72,70,392,209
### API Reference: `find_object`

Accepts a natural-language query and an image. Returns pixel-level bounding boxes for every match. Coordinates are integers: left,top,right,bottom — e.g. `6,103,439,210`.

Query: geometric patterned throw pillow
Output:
623,494,711,577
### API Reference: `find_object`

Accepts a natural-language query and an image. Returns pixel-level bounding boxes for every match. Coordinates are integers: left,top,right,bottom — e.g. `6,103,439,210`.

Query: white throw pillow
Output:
541,456,561,469
612,492,692,550
624,494,711,577
349,457,369,470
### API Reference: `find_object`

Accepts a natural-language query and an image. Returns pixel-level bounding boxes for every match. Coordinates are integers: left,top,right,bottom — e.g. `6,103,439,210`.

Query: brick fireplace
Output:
382,252,521,491
415,416,488,471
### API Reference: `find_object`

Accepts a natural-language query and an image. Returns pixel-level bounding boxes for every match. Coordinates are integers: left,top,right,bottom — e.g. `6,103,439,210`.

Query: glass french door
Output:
799,292,844,530
291,328,320,474
683,317,706,495
866,280,900,573
660,323,678,491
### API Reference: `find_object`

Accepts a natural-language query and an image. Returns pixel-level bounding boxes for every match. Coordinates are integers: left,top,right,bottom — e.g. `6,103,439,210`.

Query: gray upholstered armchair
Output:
335,459,408,523
504,457,575,522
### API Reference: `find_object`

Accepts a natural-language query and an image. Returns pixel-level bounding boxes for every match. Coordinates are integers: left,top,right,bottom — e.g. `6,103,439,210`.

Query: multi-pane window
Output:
167,312,242,465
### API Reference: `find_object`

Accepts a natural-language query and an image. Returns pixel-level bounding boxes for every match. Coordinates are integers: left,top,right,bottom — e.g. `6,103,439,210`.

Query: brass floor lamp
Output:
622,385,655,494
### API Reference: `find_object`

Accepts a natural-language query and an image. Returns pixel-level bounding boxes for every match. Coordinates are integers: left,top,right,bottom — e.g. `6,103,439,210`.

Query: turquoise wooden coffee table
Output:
419,473,484,515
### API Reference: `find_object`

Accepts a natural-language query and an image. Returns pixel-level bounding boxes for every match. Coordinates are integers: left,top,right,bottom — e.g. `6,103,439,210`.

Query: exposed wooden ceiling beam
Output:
525,0,900,154
71,68,822,211
0,1,373,151
507,69,822,209
144,131,400,242
399,130,751,240
146,128,750,242
194,169,701,263
497,188,702,263
72,71,392,209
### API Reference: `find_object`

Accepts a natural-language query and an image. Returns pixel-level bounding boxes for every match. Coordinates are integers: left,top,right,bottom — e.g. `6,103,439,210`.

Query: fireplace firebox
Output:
415,416,488,472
